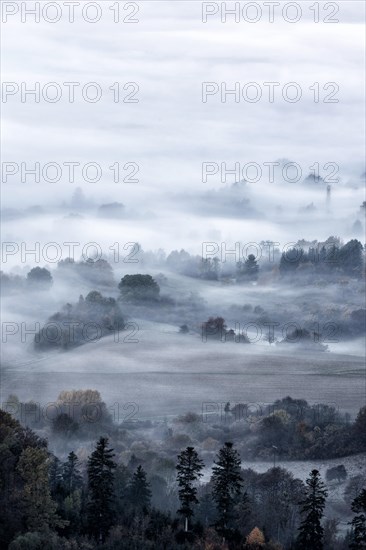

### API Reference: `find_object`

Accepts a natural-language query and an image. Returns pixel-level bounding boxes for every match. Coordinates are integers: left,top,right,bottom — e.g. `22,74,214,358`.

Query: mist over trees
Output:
279,239,364,279
2,1,365,547
34,291,125,350
2,237,364,348
0,186,364,550
26,266,53,289
58,258,115,287
1,392,365,549
118,274,160,302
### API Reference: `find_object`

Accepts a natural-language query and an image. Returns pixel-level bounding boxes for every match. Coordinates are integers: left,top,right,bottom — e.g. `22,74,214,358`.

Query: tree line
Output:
1,238,364,296
1,410,365,549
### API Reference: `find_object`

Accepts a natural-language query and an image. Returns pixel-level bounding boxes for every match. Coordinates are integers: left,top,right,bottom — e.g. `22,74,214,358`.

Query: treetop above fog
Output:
118,274,160,302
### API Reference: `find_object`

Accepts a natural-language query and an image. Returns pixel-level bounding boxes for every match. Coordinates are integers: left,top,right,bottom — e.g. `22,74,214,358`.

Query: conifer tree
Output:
49,455,63,497
176,446,204,532
87,437,116,542
349,488,366,549
297,469,328,550
211,441,243,540
244,254,259,280
338,239,363,276
236,254,259,282
128,465,151,514
114,463,131,517
63,451,82,494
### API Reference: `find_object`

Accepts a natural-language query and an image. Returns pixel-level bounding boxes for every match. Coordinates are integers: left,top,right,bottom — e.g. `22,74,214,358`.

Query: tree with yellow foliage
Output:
246,526,265,546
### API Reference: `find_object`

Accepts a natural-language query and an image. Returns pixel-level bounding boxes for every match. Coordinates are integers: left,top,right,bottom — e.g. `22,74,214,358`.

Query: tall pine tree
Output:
211,441,242,541
87,437,116,542
61,451,83,533
63,451,82,494
114,463,131,518
176,446,204,532
297,469,328,550
128,465,151,514
237,254,259,281
349,488,366,549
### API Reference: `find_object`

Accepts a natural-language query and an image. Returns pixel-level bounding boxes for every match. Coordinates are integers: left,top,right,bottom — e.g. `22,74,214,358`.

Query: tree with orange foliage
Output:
246,526,265,546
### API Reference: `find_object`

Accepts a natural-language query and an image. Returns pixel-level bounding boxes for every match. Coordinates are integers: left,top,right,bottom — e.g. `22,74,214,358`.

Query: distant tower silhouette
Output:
326,184,331,211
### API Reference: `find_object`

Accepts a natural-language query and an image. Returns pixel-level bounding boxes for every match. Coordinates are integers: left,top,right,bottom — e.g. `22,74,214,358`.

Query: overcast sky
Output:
1,1,365,254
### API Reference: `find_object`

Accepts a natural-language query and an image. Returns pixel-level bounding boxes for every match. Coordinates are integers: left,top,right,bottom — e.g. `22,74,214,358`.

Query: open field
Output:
2,321,365,419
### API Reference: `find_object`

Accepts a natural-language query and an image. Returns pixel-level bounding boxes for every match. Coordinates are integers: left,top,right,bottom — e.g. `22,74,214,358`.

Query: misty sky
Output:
1,1,365,256
2,1,365,191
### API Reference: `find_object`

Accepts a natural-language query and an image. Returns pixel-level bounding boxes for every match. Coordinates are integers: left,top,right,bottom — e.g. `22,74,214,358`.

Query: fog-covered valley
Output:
2,252,366,419
1,177,365,548
1,2,365,548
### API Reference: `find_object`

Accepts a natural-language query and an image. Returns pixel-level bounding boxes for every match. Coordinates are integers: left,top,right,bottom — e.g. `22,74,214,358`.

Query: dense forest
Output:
1,392,366,549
